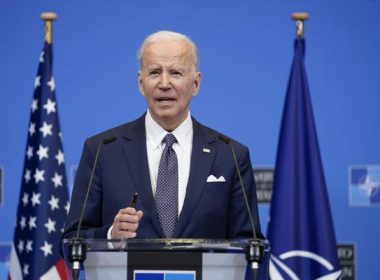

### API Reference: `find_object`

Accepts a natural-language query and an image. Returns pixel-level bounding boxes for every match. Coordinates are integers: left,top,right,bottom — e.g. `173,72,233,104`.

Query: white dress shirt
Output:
145,110,193,215
108,110,193,240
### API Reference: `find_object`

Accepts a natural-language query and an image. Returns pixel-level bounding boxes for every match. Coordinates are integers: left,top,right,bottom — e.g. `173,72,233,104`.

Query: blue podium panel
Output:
134,271,195,280
135,272,163,280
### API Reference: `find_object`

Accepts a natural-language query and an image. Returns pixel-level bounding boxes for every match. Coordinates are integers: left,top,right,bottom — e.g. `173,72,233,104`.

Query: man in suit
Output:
62,31,262,241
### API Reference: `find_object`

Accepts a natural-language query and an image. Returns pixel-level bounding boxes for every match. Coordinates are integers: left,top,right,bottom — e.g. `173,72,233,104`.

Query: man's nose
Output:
159,72,171,90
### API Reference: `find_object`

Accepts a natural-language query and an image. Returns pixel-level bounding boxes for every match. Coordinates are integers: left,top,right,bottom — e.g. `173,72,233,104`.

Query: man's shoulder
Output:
85,114,145,146
193,118,248,151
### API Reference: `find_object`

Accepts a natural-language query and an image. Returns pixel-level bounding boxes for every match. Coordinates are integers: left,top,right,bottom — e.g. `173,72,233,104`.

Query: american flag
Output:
8,40,70,279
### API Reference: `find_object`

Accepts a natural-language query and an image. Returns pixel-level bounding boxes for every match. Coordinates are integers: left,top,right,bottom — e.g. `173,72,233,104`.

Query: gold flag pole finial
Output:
40,12,57,44
291,12,309,38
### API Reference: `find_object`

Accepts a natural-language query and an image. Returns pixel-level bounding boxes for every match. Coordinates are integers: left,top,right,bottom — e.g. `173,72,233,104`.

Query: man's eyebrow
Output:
171,67,185,71
145,66,161,72
146,65,161,69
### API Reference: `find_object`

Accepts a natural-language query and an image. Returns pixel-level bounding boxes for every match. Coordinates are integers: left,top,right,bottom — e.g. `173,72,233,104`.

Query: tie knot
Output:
163,133,177,148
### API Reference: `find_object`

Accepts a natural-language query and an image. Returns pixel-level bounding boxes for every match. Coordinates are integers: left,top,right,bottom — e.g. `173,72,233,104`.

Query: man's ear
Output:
138,71,145,96
192,71,202,97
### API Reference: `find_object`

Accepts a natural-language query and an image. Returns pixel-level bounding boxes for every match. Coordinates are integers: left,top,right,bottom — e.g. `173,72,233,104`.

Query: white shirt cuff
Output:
107,225,125,249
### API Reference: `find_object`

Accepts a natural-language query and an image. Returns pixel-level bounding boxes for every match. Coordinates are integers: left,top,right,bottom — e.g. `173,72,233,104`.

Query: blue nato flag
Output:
267,38,342,279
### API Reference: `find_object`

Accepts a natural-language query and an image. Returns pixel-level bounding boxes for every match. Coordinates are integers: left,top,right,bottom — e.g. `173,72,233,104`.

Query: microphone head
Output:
102,137,116,145
218,134,231,144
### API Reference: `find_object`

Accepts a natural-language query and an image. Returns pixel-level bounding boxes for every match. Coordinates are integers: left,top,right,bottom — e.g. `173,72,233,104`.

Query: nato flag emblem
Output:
349,165,380,206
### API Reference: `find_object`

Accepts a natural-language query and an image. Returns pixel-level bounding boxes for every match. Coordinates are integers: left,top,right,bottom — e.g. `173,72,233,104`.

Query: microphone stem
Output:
68,137,116,280
218,135,265,279
76,140,103,238
227,140,257,239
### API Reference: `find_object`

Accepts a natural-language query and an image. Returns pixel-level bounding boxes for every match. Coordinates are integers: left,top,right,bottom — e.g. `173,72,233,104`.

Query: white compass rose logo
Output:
270,250,342,280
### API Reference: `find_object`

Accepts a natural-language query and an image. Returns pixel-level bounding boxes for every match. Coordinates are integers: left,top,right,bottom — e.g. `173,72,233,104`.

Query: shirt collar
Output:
145,110,193,151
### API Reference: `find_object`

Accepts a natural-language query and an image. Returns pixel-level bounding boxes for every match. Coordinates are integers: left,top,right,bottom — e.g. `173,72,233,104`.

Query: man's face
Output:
138,40,201,131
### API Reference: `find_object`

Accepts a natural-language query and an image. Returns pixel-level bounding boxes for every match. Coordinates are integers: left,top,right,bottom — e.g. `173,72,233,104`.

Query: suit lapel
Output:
175,119,217,237
120,115,164,237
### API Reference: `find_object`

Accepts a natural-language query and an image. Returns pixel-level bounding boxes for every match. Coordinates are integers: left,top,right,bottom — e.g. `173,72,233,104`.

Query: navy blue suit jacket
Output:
62,115,262,240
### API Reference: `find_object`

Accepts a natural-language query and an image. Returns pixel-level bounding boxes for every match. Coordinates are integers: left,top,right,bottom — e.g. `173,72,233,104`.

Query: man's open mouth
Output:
157,97,176,104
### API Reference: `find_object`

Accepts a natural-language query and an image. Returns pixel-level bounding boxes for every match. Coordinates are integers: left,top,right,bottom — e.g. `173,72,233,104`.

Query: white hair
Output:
137,30,199,71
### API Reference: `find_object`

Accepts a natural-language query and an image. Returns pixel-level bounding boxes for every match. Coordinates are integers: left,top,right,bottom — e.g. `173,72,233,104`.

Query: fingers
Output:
136,210,143,220
111,207,144,240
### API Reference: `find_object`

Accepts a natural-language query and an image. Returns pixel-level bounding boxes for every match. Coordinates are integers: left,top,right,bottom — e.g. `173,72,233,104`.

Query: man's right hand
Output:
111,207,143,239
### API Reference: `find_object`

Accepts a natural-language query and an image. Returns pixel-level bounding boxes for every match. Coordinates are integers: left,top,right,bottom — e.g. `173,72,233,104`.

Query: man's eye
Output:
171,71,182,77
149,70,160,76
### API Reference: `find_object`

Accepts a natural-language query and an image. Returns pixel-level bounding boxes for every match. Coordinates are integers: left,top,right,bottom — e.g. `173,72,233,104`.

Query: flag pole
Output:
9,11,70,280
267,11,342,279
41,12,57,44
291,12,309,38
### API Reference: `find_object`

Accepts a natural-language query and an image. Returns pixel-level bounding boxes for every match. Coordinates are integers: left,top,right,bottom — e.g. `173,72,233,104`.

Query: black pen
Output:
129,192,138,208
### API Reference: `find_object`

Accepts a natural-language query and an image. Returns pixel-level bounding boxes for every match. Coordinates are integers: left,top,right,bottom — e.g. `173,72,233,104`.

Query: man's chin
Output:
151,107,177,119
151,110,187,131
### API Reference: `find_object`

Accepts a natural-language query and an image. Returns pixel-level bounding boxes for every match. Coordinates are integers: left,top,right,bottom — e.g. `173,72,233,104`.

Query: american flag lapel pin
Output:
202,148,211,153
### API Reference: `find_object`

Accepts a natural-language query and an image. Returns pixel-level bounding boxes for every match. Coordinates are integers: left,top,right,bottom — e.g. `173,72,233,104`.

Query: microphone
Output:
218,135,264,280
67,136,116,280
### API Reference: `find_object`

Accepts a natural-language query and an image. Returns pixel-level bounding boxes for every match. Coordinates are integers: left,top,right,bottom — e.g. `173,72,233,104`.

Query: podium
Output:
63,239,269,280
